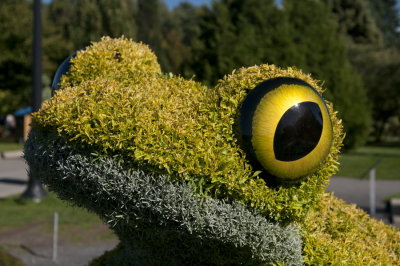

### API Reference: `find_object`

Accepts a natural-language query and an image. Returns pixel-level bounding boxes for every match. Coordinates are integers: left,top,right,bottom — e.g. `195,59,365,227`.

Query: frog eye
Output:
239,77,333,181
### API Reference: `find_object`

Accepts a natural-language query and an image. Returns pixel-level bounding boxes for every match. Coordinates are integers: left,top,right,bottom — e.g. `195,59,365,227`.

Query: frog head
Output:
25,37,344,265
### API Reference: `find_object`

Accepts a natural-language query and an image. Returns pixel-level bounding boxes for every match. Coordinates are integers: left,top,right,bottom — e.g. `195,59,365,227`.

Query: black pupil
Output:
273,101,323,161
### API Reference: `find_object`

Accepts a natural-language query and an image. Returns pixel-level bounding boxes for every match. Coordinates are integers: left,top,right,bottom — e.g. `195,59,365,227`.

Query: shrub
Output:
33,38,344,224
26,37,400,265
58,36,161,89
302,193,400,265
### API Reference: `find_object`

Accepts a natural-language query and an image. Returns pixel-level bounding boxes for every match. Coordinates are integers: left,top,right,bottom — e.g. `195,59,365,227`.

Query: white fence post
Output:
369,168,376,216
53,212,59,262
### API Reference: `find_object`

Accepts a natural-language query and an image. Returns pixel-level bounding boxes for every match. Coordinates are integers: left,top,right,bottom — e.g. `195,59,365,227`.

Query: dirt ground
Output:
0,220,119,266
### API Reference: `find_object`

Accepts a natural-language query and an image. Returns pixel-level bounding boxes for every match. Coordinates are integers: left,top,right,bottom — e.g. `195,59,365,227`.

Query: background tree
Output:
285,0,371,148
1,0,397,147
191,0,370,148
325,0,400,142
135,0,170,70
45,0,137,80
324,0,383,45
161,2,200,77
367,0,400,47
0,0,32,113
191,0,291,84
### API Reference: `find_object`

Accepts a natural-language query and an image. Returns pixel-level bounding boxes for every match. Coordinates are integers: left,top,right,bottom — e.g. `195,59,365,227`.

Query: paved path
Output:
0,154,28,198
327,176,400,224
327,177,400,211
5,240,118,266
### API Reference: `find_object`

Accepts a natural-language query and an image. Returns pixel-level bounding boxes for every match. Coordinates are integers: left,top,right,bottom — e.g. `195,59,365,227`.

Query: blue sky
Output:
168,0,400,10
41,0,211,9
42,0,400,11
166,0,210,9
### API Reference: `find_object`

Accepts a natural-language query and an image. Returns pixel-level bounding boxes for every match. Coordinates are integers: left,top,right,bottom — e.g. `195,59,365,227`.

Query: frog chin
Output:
24,129,304,265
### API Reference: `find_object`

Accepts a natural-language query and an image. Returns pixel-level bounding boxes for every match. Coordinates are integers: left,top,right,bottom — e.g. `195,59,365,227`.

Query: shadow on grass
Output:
0,178,27,186
20,244,47,258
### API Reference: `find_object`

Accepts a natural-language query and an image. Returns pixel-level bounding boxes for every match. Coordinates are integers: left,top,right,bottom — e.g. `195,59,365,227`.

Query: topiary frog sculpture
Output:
24,37,400,265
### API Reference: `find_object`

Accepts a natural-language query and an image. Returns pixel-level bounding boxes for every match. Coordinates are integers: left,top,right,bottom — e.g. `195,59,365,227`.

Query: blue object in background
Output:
14,106,32,117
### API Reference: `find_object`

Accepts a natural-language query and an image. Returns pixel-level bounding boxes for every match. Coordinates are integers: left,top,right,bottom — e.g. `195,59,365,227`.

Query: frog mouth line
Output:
24,129,303,265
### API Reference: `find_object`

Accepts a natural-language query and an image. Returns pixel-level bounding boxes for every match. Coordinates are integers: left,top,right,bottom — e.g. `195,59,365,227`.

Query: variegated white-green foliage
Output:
24,130,303,265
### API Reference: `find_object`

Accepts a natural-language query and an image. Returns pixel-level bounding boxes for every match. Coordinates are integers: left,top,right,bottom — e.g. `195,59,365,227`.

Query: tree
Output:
192,0,370,148
283,0,371,148
47,0,136,49
367,0,400,47
191,0,292,84
135,0,169,70
324,0,383,45
0,0,32,113
161,2,201,77
325,0,400,142
350,48,400,141
44,0,137,90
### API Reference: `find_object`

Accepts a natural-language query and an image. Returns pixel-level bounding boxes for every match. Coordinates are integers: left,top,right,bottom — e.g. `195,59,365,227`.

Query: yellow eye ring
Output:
239,77,333,181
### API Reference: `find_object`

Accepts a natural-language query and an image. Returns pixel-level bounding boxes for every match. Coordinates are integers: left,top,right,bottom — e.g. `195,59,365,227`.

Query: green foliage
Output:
349,47,400,142
32,37,344,224
135,0,170,70
90,243,125,266
160,2,201,77
58,36,161,89
192,0,370,149
25,36,400,265
191,0,284,84
24,129,304,265
324,0,383,45
302,193,400,265
0,91,21,114
43,0,138,91
325,0,400,143
284,0,371,149
367,0,400,46
0,0,32,113
47,0,137,50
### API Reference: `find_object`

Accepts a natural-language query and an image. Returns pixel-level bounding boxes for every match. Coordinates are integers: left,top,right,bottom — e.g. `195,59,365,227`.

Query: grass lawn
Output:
0,192,116,243
0,142,23,153
337,145,400,180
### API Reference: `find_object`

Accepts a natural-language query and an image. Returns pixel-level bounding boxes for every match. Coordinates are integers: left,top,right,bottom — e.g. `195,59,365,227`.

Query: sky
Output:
166,0,210,9
171,0,400,11
41,0,211,9
42,0,400,12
